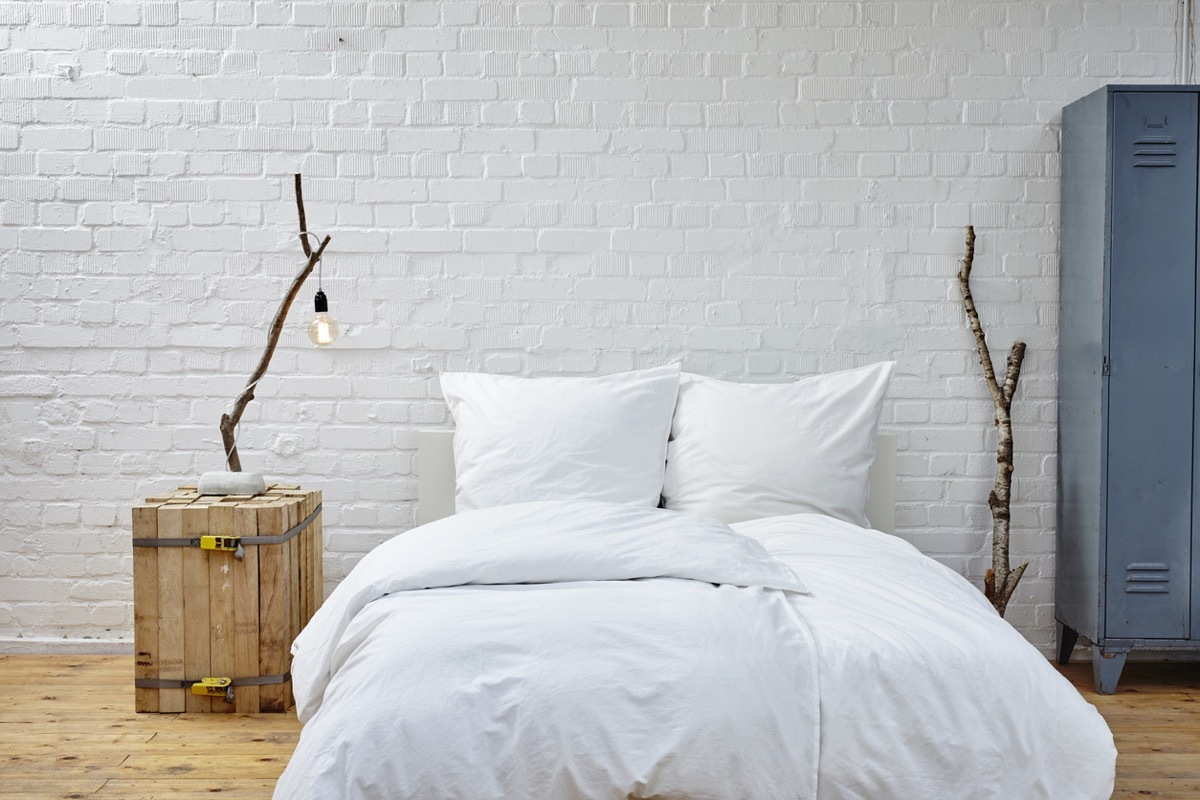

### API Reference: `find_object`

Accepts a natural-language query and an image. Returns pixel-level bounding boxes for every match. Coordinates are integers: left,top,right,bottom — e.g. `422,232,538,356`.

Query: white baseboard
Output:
0,638,134,655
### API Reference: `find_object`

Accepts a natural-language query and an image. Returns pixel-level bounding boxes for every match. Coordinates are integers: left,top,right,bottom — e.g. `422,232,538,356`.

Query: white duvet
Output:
282,501,820,799
278,501,1115,800
735,514,1115,800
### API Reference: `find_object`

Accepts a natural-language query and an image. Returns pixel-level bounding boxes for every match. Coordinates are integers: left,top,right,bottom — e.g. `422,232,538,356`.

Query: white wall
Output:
0,0,1182,652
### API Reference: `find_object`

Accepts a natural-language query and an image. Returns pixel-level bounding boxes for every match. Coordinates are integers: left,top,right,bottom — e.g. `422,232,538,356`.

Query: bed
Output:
275,365,1115,799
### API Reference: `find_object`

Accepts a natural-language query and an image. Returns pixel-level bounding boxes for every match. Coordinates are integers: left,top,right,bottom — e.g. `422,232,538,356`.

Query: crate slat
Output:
302,491,314,624
287,497,301,656
256,502,288,713
155,506,186,714
208,504,237,715
232,505,261,714
132,504,159,713
313,490,323,607
182,506,212,713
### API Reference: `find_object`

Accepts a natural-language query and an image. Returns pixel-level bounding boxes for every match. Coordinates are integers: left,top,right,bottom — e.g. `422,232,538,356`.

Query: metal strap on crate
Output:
132,503,322,558
135,673,292,704
135,674,291,689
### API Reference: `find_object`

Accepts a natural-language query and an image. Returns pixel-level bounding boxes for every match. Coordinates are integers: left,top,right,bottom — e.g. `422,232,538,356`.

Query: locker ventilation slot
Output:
1132,136,1177,168
1125,562,1170,593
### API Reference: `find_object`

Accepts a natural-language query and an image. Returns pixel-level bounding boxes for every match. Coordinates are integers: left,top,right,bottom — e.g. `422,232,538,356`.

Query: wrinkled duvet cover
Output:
735,514,1115,800
276,501,1115,800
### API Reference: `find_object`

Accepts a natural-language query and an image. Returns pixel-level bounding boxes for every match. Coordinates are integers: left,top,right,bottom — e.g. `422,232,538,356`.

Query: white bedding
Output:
278,502,1115,800
734,514,1115,800
282,501,821,799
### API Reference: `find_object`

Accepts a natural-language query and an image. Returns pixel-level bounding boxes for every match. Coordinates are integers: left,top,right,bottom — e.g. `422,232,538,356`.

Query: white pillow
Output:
662,363,895,526
439,366,681,512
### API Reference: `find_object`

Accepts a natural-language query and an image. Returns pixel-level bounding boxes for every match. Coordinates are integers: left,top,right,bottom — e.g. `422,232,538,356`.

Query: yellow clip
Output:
199,535,240,552
191,677,232,697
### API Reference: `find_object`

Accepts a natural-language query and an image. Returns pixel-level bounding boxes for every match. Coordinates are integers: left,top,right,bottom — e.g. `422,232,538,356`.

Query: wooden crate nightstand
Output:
132,485,323,713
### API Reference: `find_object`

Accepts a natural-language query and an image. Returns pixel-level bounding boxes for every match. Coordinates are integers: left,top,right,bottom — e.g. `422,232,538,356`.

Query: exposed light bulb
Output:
307,289,339,347
308,313,338,346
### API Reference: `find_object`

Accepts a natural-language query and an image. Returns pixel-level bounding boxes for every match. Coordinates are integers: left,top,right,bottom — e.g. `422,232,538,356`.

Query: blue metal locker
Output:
1058,85,1200,693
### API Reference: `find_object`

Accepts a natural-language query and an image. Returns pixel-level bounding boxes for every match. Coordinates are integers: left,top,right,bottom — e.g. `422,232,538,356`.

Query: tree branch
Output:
295,173,312,258
220,174,330,471
959,225,1028,617
957,226,1005,410
1002,341,1026,407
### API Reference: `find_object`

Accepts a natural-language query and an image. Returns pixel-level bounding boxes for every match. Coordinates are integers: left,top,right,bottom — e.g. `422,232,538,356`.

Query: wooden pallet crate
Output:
132,486,323,713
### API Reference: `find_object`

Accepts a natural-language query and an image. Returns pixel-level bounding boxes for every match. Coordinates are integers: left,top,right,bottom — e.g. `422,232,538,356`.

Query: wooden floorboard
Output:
1056,661,1200,799
0,654,1196,798
0,655,299,799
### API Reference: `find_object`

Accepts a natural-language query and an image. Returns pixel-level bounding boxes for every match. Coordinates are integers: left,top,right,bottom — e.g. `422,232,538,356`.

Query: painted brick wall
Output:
0,1,1182,651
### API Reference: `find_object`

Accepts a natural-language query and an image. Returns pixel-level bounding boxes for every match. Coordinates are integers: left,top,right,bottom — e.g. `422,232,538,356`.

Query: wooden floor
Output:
1057,660,1200,800
1,655,299,799
0,655,1196,799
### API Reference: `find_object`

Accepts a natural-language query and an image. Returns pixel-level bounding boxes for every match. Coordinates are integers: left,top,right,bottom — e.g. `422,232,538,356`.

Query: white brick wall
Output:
0,0,1182,652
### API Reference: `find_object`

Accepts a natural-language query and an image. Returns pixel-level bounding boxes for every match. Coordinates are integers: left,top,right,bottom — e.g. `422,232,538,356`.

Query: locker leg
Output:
1056,621,1079,666
1092,648,1128,695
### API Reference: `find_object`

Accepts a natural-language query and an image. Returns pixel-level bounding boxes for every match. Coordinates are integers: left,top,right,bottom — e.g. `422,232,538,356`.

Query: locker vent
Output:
1132,136,1177,168
1125,562,1170,593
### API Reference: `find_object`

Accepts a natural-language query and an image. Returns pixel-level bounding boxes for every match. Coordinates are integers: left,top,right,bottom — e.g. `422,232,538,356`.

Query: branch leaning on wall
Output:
957,226,1029,617
219,174,331,472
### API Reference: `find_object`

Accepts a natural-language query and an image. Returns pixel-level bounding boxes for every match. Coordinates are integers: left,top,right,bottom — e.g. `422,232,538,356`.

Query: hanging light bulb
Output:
307,289,339,346
307,250,338,347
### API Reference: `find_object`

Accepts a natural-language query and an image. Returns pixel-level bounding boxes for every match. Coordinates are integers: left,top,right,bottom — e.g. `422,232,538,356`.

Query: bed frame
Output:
416,431,897,535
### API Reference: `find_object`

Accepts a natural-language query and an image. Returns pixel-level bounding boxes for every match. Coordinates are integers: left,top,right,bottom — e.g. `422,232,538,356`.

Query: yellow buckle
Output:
191,677,233,697
199,535,240,552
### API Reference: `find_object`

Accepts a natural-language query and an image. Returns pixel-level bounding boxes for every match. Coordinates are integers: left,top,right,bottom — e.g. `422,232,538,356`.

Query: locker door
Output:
1105,91,1196,640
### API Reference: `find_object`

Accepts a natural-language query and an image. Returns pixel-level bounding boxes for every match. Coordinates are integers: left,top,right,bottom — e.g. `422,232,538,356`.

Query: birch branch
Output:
957,225,1029,617
957,226,1005,408
1002,342,1025,406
